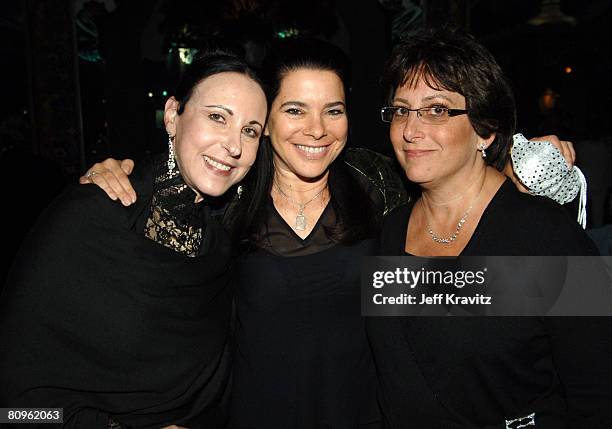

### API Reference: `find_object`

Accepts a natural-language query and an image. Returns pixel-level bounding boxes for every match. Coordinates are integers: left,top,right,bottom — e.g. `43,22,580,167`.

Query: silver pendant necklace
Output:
427,205,473,244
425,175,486,245
273,183,327,231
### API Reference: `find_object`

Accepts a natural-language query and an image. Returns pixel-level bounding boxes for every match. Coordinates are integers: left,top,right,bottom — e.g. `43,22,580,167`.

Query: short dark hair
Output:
174,44,266,115
382,28,516,170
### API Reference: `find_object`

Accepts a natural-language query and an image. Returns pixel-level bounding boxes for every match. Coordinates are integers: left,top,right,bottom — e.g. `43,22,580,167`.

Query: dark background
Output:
2,0,612,280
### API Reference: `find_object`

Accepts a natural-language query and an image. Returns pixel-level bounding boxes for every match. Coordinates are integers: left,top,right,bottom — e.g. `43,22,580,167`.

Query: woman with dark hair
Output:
224,38,390,428
81,37,403,429
368,28,612,428
0,50,267,428
81,37,584,429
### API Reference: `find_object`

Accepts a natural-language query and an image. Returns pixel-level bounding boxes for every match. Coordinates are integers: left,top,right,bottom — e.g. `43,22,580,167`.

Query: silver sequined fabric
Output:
511,133,582,205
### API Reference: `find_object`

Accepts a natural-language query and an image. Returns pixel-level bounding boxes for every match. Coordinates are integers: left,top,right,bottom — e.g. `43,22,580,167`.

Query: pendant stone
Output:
295,215,307,231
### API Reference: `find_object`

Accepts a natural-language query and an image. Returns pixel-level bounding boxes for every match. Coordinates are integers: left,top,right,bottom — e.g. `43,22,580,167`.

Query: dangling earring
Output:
478,143,487,159
167,135,179,177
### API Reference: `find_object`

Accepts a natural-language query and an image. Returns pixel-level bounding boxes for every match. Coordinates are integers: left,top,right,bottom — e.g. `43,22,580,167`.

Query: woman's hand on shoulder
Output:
506,134,576,194
80,158,136,206
530,134,576,167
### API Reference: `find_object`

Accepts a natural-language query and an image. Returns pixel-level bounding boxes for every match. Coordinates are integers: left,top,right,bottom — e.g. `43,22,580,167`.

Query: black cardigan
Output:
0,162,233,428
367,180,612,429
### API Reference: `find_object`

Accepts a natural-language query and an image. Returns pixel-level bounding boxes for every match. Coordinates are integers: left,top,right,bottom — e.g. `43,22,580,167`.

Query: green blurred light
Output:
276,28,299,39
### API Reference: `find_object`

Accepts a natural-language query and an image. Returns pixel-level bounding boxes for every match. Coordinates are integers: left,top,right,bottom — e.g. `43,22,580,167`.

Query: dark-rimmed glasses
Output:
380,106,468,125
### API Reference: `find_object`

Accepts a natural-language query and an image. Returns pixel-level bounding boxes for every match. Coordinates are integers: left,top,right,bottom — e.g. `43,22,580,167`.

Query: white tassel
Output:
575,166,587,229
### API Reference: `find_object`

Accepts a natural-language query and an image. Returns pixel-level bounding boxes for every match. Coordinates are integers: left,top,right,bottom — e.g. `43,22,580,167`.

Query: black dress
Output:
367,180,612,429
0,157,233,428
229,150,408,429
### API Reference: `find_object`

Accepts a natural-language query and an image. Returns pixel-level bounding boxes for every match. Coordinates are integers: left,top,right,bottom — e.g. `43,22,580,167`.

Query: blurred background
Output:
1,0,612,280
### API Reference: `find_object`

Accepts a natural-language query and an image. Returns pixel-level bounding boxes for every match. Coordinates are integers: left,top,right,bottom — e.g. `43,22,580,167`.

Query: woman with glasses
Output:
79,37,584,428
367,28,612,428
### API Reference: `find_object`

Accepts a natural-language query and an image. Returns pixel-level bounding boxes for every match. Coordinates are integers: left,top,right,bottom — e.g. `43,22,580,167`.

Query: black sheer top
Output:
229,149,408,429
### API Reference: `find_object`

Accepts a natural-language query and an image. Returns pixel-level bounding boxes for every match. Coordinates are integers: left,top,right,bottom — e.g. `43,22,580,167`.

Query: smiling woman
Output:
223,38,388,429
0,48,267,428
266,68,347,179
74,32,593,428
265,68,348,235
368,28,612,428
166,71,265,199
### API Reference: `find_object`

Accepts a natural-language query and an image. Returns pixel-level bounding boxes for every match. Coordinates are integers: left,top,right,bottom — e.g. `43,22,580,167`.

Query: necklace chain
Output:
273,182,327,231
424,175,486,245
427,206,473,244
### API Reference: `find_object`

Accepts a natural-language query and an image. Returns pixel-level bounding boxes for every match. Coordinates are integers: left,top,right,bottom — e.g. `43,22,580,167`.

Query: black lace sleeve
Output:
143,154,204,257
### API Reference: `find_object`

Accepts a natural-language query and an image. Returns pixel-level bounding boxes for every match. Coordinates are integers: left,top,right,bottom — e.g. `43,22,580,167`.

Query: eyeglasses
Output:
380,106,469,125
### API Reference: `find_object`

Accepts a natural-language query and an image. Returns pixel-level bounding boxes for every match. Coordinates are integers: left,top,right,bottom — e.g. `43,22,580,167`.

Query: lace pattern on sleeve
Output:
143,155,204,257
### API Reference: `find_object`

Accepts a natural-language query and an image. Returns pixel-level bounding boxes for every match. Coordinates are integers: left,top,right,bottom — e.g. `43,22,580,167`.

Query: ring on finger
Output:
85,170,99,179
